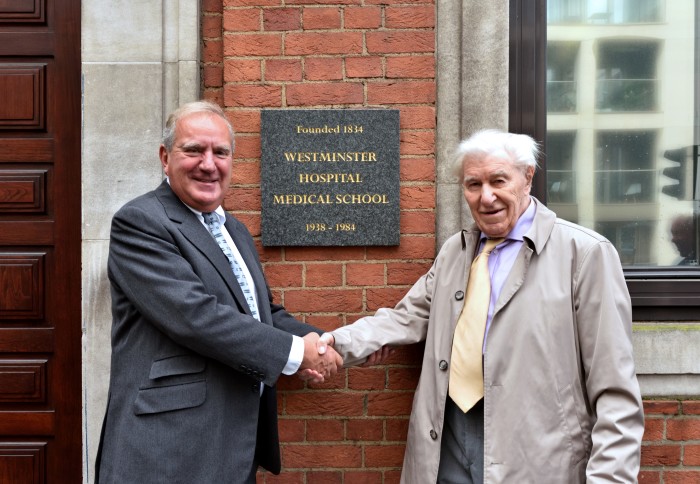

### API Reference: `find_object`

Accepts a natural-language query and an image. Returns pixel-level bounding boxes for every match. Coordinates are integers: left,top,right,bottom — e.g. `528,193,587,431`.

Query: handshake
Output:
296,332,393,383
297,332,341,384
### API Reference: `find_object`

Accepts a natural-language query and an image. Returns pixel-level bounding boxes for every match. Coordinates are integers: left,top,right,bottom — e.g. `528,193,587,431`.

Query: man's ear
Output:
525,166,535,188
525,166,535,192
159,145,169,175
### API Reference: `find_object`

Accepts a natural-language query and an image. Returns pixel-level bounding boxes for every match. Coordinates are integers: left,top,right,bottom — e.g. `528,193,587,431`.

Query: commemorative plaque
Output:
261,109,400,246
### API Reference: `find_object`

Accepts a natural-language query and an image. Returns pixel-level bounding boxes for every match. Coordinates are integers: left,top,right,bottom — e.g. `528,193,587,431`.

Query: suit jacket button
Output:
430,429,438,440
455,291,464,301
439,360,448,371
252,383,260,393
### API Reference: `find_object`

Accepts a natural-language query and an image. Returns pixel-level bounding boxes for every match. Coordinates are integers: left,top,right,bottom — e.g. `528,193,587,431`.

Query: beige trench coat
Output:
333,198,643,483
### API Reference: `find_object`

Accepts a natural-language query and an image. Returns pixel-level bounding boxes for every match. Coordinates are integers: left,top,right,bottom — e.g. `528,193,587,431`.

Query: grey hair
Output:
450,129,540,177
162,100,235,152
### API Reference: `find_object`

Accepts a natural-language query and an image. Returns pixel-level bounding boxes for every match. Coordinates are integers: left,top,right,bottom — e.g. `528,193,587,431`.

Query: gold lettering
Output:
295,124,341,134
298,173,363,183
272,194,334,205
283,152,378,162
334,194,389,204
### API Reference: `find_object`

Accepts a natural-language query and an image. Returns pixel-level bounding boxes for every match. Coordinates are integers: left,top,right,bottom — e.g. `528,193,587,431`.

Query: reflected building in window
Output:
546,0,697,267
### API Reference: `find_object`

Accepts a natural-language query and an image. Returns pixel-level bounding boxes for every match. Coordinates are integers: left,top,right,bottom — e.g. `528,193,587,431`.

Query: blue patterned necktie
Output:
202,212,260,321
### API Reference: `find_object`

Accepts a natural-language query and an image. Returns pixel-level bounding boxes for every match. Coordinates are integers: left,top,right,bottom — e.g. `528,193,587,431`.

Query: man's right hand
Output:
315,332,394,367
298,332,343,383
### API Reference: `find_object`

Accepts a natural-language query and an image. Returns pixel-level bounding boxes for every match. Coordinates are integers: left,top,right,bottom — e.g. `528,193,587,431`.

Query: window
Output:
595,131,656,204
548,0,584,23
596,221,654,265
510,0,700,319
547,43,579,112
596,41,658,112
548,0,661,24
546,131,577,203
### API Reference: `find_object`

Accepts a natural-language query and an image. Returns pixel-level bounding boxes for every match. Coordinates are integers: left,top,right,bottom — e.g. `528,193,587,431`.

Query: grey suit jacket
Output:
95,181,318,483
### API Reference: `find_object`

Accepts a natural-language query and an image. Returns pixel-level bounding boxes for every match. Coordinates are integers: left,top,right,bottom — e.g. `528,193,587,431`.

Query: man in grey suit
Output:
95,101,342,483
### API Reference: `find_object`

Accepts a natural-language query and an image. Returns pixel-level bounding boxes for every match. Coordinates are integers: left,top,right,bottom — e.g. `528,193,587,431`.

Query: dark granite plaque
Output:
261,109,400,246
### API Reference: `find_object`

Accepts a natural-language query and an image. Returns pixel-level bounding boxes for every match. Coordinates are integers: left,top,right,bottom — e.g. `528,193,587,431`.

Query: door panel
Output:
0,0,81,482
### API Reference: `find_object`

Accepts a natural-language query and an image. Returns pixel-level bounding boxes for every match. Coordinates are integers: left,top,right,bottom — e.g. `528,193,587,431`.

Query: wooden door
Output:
0,1,82,482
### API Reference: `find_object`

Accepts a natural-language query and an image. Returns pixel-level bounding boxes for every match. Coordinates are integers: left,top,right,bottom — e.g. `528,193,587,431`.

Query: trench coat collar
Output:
459,196,556,255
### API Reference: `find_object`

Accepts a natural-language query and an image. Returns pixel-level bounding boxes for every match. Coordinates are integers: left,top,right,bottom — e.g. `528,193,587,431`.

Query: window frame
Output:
508,0,700,320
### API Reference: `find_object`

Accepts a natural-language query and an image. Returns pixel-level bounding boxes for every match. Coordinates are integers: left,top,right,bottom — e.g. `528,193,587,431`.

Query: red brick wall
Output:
640,400,700,484
202,1,697,482
203,0,436,481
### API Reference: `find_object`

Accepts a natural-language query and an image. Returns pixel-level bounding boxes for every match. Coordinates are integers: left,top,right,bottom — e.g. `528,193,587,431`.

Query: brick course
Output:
639,399,700,481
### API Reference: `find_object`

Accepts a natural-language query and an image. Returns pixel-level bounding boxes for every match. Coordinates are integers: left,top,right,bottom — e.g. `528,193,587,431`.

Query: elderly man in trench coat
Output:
320,130,644,483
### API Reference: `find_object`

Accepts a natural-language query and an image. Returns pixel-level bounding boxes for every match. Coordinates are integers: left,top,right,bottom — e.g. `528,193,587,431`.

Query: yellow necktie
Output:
449,237,504,413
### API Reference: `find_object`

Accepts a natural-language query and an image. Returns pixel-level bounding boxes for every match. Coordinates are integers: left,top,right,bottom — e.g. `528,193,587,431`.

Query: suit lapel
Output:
493,244,532,315
445,230,478,339
461,228,480,287
493,199,555,316
155,182,253,318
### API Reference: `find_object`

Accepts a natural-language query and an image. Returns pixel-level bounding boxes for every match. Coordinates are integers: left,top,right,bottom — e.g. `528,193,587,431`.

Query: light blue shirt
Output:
481,197,536,350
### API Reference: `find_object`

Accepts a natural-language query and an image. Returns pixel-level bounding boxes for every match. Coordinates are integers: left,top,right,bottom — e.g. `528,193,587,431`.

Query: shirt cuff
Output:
282,335,304,375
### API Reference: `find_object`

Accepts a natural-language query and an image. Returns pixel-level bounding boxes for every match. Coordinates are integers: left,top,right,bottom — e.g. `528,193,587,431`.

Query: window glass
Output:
547,0,699,267
548,0,661,24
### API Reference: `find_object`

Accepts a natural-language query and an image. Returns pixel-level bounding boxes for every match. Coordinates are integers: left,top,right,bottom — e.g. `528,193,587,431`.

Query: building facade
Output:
79,0,700,482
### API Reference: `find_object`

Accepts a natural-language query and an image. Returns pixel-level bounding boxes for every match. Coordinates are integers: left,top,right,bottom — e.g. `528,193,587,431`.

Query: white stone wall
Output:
435,1,510,248
81,1,200,482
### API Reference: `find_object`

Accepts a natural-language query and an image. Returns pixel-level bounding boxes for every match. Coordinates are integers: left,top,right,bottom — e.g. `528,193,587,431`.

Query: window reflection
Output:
547,43,579,112
595,131,655,203
596,221,653,265
547,132,577,203
548,0,661,25
546,0,698,267
596,42,658,112
670,214,698,265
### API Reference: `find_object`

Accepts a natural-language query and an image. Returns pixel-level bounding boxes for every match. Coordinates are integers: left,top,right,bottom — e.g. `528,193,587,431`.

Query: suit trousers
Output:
437,397,484,484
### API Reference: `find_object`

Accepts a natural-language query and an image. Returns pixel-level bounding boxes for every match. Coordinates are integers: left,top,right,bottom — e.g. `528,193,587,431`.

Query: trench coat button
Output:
439,360,448,371
455,291,464,301
252,383,260,393
430,429,438,440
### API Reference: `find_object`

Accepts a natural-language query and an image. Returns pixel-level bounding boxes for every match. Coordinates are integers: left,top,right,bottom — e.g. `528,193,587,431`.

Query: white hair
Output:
450,129,540,176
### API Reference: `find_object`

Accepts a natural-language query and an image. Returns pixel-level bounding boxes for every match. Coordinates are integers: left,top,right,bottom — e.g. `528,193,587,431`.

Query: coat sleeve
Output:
108,203,315,386
574,240,644,482
332,259,435,366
